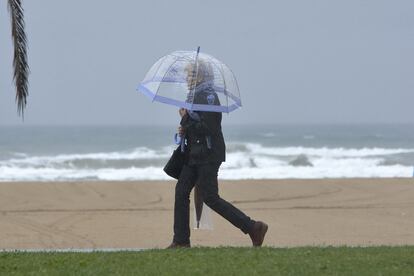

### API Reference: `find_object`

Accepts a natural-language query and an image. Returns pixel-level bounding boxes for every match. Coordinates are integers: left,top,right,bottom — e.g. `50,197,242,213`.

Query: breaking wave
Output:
1,143,413,181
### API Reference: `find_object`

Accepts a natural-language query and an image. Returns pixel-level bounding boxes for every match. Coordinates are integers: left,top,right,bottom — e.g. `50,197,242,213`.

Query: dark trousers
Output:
173,162,255,244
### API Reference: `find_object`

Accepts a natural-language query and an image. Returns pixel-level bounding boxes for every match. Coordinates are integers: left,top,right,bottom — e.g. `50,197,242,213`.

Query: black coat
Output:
180,92,226,165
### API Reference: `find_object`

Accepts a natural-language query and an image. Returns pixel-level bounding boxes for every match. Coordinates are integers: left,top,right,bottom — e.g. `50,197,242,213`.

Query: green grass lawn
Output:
1,246,414,275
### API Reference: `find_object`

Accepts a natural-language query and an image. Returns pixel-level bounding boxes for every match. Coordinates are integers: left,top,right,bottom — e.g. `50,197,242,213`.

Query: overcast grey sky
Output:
1,0,413,126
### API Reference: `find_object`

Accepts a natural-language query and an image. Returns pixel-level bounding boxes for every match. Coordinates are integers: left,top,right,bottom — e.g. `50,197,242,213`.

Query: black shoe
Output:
166,242,191,249
249,221,268,247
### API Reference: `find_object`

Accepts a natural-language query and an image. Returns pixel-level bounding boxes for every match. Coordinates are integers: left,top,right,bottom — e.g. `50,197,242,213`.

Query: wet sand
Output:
1,178,413,249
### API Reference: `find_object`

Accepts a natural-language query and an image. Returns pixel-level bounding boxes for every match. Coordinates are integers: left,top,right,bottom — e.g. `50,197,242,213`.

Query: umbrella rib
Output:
204,56,229,113
219,62,229,113
151,55,168,83
225,64,242,108
152,57,181,103
146,55,168,101
209,59,228,111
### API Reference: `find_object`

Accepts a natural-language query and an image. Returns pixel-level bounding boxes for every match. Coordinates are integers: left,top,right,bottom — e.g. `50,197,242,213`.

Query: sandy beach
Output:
0,178,413,249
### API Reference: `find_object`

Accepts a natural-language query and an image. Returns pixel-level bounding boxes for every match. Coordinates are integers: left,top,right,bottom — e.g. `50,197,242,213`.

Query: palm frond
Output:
8,0,29,117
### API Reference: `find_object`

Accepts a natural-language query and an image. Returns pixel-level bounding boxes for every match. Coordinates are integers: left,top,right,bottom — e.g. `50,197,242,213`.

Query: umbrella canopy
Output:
137,48,242,113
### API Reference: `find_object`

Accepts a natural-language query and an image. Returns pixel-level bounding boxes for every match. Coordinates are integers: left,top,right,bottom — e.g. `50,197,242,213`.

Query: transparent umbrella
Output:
137,47,242,113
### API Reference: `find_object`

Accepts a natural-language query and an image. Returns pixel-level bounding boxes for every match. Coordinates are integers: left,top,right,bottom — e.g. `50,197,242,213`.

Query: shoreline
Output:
0,176,412,183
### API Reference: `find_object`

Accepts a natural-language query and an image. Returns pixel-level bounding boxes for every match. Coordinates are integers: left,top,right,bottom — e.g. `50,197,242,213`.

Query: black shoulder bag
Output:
163,145,185,179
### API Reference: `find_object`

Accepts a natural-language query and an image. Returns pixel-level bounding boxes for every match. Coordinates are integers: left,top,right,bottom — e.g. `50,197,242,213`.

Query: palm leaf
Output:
8,0,29,117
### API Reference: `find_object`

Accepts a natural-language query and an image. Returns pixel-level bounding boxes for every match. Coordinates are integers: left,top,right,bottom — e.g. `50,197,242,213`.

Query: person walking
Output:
167,61,268,248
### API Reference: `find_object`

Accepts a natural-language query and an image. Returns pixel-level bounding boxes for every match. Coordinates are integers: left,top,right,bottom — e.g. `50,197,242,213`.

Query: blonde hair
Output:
185,59,214,84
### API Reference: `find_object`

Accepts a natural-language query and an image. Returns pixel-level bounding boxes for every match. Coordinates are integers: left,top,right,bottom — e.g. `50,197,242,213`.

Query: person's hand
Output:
178,126,185,137
179,108,187,118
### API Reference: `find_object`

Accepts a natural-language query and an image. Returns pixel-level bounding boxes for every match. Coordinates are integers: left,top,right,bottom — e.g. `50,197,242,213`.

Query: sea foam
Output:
0,143,413,181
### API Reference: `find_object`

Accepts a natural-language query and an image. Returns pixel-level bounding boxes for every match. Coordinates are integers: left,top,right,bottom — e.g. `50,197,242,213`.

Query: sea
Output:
1,124,414,181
